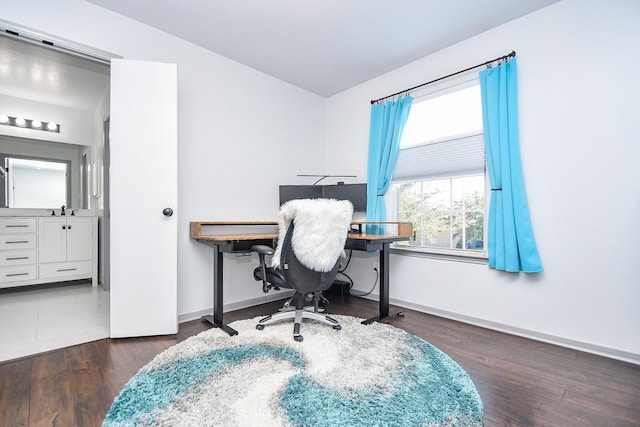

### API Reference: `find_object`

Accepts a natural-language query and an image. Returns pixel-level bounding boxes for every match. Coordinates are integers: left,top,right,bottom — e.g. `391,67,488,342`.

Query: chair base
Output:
256,308,341,342
278,305,325,313
277,293,326,313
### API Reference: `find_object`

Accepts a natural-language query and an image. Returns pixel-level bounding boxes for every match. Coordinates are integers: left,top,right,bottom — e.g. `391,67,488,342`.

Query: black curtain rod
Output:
370,50,516,105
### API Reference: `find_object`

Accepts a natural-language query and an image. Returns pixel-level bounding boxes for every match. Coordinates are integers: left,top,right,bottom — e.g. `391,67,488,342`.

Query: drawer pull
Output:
57,268,78,272
6,272,29,277
5,224,29,228
6,256,29,261
6,240,29,244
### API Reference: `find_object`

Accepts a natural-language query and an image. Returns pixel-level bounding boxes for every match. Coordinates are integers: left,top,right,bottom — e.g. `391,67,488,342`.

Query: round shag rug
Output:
103,315,483,426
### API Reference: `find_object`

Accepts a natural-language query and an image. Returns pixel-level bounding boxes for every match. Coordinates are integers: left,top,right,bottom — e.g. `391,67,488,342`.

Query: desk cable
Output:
337,250,379,297
337,250,354,291
354,266,378,297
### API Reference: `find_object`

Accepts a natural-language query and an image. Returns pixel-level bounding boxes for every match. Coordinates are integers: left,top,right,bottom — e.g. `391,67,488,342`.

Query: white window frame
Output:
388,74,489,262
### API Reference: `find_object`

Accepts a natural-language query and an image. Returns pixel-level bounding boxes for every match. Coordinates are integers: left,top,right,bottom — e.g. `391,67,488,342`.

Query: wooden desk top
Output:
189,221,412,242
189,221,278,241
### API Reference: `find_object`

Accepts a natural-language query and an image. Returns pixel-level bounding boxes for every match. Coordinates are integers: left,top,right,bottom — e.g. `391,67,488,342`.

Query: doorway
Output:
0,29,111,361
1,20,180,346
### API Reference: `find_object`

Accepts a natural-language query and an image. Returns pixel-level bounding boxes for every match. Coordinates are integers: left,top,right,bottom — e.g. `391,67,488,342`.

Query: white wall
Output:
3,0,327,318
326,0,640,362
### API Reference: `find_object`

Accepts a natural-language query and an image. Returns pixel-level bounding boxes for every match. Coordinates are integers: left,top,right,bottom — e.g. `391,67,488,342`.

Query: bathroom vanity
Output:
0,216,97,289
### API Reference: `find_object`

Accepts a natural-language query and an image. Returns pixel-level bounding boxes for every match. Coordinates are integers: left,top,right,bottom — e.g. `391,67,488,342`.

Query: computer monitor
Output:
278,183,367,212
278,185,323,205
323,183,367,212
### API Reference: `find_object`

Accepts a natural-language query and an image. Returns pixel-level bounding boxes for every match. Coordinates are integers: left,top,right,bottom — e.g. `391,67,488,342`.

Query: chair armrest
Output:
252,245,274,255
252,244,274,293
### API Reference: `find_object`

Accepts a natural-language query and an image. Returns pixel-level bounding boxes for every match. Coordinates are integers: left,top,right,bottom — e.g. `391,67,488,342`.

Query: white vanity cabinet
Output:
38,217,97,283
0,218,38,285
0,216,97,289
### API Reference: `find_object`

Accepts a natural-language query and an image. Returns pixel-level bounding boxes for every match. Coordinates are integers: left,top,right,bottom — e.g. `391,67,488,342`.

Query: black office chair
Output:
252,198,353,341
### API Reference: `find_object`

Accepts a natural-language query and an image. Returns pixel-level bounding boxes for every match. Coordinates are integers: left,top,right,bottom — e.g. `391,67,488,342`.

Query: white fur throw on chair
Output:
271,198,354,273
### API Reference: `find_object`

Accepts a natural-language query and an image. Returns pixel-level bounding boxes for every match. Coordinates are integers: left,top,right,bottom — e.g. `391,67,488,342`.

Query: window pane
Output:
401,85,482,148
465,210,485,250
422,180,450,210
395,175,484,253
451,213,464,249
426,212,453,248
398,182,422,212
452,176,484,211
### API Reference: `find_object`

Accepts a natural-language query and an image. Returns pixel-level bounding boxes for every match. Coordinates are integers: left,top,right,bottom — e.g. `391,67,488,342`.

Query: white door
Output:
109,59,178,338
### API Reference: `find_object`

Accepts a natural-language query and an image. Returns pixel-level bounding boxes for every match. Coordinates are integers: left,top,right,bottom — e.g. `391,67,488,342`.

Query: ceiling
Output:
86,0,560,97
0,0,561,114
0,34,110,111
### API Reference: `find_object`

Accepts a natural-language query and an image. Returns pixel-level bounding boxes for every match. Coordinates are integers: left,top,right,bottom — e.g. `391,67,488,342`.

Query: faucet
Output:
60,205,66,216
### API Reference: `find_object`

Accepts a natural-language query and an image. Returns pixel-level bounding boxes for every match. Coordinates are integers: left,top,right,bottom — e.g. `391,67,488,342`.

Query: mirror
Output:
0,134,89,210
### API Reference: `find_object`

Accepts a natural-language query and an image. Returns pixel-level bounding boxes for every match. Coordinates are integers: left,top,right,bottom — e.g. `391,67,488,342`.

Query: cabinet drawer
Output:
0,265,37,283
0,249,37,267
0,218,37,234
0,234,37,250
39,260,92,279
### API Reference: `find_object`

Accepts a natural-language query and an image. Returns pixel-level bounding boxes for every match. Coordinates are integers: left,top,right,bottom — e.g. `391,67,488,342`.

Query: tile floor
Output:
0,280,109,362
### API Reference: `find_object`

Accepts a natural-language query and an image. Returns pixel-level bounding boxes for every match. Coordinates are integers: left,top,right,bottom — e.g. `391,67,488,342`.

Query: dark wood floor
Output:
1,295,639,427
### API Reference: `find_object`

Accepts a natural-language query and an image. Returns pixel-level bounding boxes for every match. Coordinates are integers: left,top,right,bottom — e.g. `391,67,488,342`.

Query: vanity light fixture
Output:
0,115,60,133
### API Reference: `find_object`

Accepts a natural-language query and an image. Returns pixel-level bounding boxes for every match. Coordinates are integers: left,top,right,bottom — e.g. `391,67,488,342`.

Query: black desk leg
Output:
201,244,238,336
362,242,403,325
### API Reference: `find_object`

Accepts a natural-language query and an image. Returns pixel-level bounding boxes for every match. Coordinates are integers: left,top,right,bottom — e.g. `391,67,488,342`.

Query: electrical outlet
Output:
373,260,379,271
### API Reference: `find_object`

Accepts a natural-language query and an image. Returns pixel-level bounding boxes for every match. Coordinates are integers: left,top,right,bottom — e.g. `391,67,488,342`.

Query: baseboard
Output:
178,291,294,324
179,292,639,365
359,294,640,366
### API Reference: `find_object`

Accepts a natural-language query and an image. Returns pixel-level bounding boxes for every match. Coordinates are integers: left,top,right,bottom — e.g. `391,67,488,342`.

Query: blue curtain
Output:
366,96,413,233
479,58,543,273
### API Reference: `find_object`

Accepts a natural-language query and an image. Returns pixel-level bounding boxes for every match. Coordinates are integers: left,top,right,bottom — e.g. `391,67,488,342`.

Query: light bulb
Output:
15,117,26,126
31,119,42,128
47,122,58,131
0,115,8,124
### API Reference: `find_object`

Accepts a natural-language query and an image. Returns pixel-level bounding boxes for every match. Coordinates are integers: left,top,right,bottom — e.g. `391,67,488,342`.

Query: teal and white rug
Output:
103,315,483,426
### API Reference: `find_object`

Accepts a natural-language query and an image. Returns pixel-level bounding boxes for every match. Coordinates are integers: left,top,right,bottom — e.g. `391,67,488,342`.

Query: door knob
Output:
162,207,174,217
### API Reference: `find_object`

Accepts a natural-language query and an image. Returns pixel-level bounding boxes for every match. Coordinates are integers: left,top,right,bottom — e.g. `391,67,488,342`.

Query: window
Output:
391,79,486,255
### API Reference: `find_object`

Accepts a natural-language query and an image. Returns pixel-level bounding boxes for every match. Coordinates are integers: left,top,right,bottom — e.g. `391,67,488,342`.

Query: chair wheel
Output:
294,335,303,342
256,324,265,330
333,325,342,330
